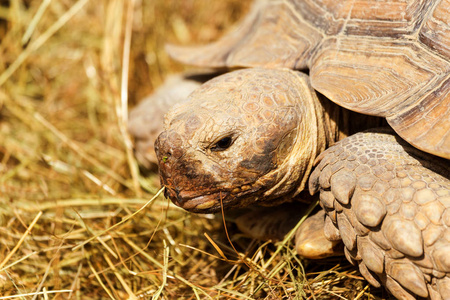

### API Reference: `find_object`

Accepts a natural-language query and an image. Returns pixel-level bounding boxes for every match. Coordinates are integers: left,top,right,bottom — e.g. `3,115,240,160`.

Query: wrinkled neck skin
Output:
318,94,386,146
155,68,331,213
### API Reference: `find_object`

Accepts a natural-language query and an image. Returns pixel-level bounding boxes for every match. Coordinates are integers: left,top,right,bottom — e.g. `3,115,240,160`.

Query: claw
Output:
319,165,332,189
308,167,321,195
387,261,428,298
330,169,356,205
323,214,340,241
358,262,382,288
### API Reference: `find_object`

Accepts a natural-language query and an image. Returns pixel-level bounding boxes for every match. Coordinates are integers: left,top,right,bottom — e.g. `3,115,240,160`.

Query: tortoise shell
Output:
166,0,450,159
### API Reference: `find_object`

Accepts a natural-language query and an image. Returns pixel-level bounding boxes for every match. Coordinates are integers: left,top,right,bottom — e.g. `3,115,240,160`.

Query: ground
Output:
0,1,393,299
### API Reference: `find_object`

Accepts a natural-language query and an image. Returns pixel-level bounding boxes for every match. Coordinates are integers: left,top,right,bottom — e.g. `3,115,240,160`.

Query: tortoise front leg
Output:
309,129,450,300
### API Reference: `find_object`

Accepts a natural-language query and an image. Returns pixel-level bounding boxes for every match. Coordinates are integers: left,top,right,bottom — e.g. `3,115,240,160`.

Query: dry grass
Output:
0,1,393,299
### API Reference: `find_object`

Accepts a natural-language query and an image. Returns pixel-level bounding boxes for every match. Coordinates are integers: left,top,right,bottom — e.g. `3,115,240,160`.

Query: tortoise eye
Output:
211,136,233,151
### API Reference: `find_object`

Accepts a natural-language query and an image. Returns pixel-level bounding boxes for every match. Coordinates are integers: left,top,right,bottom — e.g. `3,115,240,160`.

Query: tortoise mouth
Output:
164,186,230,213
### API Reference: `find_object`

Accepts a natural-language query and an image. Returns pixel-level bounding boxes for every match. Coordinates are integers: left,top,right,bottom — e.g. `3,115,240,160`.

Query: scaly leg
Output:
309,128,450,300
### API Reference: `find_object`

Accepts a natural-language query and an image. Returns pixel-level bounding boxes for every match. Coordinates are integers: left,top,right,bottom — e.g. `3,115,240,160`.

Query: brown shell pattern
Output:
166,0,450,159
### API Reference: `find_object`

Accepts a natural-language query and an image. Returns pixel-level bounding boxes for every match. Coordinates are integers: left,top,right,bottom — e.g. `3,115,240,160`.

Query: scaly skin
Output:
309,129,450,299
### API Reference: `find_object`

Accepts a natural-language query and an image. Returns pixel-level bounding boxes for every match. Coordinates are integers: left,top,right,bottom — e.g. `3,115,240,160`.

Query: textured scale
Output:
167,0,450,159
309,129,450,299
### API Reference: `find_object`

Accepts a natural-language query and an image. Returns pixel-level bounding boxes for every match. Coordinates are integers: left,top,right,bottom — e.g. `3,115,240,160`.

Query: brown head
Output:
155,68,326,213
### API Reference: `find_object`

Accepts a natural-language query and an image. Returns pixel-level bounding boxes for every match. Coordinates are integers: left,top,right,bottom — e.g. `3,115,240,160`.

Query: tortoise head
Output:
155,68,326,213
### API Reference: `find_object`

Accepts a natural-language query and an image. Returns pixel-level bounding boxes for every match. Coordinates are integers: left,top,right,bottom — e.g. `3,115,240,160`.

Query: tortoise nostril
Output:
161,153,171,163
155,137,172,164
155,130,185,163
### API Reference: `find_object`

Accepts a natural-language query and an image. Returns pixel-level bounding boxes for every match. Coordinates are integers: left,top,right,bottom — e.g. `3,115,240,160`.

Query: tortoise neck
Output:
317,94,387,146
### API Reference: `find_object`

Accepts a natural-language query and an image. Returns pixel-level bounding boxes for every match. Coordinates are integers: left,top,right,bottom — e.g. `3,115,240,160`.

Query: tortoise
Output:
128,0,450,299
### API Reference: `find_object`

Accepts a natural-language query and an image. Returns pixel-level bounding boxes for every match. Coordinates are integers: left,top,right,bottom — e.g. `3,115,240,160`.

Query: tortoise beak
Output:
163,184,229,213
